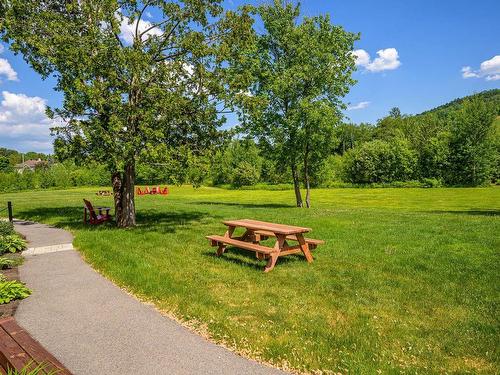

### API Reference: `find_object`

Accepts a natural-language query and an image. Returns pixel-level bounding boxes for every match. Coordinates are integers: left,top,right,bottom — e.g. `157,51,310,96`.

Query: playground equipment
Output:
136,186,169,196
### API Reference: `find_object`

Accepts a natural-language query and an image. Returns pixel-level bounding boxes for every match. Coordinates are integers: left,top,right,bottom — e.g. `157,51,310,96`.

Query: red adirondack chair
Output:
136,187,144,196
159,187,169,195
83,199,112,225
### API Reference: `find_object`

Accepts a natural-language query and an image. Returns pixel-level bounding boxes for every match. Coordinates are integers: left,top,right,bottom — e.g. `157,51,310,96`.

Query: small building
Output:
14,158,47,173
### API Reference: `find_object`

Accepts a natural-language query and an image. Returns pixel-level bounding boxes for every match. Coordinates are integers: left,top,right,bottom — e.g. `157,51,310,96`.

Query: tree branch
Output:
135,0,153,40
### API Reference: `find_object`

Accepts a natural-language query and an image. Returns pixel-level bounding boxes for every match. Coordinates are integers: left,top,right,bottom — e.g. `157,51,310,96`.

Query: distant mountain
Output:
420,89,500,117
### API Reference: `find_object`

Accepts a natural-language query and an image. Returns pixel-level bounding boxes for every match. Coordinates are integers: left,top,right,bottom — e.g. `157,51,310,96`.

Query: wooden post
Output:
7,201,13,222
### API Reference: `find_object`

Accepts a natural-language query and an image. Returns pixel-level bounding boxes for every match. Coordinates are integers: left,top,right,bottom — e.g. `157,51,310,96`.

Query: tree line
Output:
132,92,500,189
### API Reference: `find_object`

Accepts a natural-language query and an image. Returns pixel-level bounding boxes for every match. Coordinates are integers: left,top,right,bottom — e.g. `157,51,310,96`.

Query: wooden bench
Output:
253,230,325,250
0,317,72,374
207,235,275,256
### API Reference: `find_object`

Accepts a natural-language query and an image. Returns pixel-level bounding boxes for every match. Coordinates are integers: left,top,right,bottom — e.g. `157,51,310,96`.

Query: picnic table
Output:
207,219,324,272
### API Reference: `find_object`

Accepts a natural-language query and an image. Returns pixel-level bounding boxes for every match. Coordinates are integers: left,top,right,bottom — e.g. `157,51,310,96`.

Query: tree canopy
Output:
1,0,254,226
227,0,359,207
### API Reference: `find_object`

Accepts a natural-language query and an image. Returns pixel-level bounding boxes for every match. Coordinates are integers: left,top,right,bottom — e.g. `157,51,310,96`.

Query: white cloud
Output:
461,66,478,78
347,101,370,111
354,48,401,73
119,15,163,45
353,49,370,67
0,59,18,81
486,74,500,81
145,11,153,19
462,55,500,81
0,45,4,54
0,91,54,152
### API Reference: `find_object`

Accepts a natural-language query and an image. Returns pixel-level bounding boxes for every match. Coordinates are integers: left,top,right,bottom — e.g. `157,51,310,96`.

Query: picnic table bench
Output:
0,317,72,374
207,219,324,272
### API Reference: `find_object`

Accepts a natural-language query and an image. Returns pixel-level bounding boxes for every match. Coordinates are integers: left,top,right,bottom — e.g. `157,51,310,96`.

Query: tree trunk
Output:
304,143,311,208
291,163,303,207
112,162,136,228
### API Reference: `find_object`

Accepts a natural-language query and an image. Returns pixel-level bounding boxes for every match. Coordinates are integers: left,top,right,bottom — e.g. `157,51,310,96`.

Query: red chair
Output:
160,187,169,195
83,199,112,225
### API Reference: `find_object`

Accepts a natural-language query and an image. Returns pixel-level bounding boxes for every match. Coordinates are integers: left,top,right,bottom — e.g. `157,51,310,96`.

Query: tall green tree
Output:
447,98,497,185
229,0,358,207
1,0,253,227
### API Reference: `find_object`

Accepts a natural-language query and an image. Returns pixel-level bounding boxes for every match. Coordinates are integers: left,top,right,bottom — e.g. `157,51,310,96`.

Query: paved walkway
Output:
14,220,285,375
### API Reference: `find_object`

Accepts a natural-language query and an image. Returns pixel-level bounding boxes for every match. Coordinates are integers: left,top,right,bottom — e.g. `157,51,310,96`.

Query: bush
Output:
0,280,31,304
421,178,443,188
0,221,14,236
0,235,27,255
343,139,417,183
0,161,110,193
317,155,344,187
0,256,23,270
231,161,261,187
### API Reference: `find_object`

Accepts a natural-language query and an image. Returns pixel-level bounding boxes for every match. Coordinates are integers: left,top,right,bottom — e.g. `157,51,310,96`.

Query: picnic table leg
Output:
216,243,226,256
296,233,314,263
264,234,285,273
217,226,236,256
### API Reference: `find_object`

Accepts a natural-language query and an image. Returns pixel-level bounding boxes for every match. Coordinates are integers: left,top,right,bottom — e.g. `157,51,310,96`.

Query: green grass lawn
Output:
1,186,499,373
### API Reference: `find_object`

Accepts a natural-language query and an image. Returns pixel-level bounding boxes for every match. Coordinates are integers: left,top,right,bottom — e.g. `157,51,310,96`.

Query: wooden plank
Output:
223,219,311,235
277,248,303,256
206,235,275,254
0,318,71,375
253,230,325,245
0,326,31,372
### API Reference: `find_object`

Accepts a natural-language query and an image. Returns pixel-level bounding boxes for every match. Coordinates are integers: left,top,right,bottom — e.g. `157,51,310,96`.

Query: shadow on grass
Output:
192,201,293,209
202,246,302,271
428,209,500,216
16,206,212,234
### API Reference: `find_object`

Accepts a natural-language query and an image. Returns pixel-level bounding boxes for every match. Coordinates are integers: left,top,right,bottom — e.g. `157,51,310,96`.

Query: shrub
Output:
0,257,18,269
343,139,417,183
317,155,344,187
421,178,443,188
0,235,27,254
0,221,14,236
231,161,261,187
0,280,31,304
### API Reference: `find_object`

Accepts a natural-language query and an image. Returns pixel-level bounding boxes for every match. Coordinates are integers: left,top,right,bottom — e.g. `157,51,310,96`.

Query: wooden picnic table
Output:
207,219,324,272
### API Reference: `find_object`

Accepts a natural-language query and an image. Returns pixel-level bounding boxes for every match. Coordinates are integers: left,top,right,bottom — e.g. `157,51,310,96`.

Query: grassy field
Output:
1,186,499,373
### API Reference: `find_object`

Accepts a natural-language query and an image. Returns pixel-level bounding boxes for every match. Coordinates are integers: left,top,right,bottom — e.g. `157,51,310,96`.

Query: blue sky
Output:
0,0,499,153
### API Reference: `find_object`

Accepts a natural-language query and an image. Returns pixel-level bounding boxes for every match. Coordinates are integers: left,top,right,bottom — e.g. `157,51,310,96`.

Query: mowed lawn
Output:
1,186,499,373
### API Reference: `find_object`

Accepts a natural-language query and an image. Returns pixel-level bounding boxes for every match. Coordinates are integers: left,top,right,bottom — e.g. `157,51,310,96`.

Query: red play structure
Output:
136,186,169,196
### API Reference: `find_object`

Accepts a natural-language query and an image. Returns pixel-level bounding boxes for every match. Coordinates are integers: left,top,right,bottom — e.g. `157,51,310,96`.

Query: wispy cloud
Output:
347,101,371,111
462,55,500,81
353,48,401,73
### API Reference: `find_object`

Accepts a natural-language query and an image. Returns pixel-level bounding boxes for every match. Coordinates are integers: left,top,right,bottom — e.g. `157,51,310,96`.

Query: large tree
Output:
447,97,497,185
228,0,358,207
0,0,253,226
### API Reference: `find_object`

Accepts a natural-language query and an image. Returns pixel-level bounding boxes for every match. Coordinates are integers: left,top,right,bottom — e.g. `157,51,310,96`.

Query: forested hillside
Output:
420,89,500,117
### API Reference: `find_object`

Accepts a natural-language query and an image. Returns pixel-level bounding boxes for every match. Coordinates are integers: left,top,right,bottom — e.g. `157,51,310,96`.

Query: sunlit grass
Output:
1,186,499,373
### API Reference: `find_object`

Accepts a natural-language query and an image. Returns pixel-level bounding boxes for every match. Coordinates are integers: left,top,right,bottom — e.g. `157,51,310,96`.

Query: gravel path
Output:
14,220,285,375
